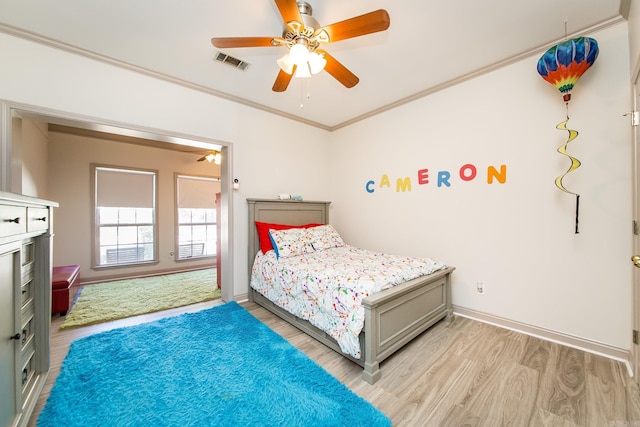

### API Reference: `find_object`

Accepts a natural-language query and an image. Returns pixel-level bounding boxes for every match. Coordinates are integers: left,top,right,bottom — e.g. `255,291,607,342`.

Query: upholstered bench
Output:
52,265,80,316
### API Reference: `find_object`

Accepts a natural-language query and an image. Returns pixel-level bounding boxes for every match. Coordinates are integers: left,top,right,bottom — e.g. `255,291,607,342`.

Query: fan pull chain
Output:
299,78,311,109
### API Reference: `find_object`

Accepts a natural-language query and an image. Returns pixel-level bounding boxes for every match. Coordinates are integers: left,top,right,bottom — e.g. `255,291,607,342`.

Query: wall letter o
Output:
459,164,477,181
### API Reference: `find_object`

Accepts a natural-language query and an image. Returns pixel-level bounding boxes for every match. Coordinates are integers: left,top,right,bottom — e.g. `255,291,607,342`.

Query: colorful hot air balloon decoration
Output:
537,36,599,234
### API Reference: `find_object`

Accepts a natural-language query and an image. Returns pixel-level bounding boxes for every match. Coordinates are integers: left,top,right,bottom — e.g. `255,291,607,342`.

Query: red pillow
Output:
255,221,323,254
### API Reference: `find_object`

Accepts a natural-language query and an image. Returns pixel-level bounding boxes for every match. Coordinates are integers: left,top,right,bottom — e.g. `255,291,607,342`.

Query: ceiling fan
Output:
197,151,221,164
211,0,390,92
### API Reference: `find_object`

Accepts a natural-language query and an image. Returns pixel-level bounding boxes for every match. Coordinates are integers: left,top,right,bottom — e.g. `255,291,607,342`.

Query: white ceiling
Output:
0,0,626,131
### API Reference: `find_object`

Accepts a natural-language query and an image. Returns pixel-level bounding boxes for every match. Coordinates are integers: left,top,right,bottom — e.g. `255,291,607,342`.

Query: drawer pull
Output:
35,216,47,222
5,217,20,224
22,368,28,386
9,333,21,340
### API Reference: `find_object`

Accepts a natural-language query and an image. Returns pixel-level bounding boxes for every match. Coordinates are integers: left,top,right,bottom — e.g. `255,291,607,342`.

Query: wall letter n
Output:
487,165,507,184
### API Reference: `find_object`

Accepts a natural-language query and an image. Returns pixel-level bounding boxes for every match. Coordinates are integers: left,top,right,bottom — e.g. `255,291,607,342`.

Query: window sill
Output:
92,260,160,270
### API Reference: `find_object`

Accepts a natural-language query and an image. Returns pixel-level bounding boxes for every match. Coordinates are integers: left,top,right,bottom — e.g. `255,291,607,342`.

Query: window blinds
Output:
96,167,155,208
177,175,220,209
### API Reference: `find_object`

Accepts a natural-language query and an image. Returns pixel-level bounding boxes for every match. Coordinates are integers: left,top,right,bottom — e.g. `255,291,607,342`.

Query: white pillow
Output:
269,227,315,259
307,225,345,251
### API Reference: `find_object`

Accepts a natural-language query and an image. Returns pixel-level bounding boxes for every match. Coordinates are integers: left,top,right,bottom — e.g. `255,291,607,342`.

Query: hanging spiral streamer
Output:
555,118,581,233
536,32,598,233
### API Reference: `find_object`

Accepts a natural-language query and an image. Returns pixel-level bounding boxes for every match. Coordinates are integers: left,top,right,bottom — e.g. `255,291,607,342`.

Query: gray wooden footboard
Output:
247,198,455,384
249,266,455,384
361,266,455,383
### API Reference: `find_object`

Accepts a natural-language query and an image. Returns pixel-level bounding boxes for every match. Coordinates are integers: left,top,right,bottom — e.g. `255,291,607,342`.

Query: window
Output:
92,165,157,267
176,174,220,260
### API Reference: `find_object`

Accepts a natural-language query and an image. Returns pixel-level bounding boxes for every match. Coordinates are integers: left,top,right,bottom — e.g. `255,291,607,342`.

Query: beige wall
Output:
48,130,221,283
20,119,49,197
9,116,49,198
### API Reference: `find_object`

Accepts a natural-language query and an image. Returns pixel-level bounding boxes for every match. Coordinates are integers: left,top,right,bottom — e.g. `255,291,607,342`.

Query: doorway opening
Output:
0,100,234,304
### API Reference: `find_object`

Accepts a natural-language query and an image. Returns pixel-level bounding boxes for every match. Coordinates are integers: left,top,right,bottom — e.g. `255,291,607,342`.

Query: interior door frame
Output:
632,78,640,382
0,100,235,304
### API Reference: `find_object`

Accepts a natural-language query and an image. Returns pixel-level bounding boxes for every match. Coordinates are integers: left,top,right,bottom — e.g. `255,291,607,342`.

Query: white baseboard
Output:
453,305,634,377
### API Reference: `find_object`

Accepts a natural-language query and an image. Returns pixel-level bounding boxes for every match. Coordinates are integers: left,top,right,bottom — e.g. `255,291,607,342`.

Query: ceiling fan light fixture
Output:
280,50,325,78
277,53,294,74
289,41,309,65
307,51,326,74
294,64,312,78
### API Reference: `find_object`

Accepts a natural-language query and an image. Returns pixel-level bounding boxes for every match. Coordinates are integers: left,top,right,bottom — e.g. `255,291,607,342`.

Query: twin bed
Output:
247,198,455,384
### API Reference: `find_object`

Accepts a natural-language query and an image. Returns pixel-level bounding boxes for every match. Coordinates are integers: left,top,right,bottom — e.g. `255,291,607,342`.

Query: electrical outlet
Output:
476,281,484,295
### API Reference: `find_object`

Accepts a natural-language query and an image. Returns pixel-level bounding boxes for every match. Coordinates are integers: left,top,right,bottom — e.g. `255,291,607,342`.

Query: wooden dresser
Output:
0,192,57,427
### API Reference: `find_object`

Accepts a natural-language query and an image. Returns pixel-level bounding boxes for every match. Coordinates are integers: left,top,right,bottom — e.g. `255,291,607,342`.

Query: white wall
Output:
329,22,632,350
0,31,332,297
628,0,640,78
0,21,635,353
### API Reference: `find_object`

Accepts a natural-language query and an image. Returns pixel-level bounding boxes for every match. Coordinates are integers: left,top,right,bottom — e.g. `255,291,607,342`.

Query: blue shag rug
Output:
38,302,390,427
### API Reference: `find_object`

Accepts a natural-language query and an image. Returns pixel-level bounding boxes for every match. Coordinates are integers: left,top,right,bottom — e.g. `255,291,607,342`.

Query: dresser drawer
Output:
21,298,34,327
20,315,34,350
21,348,36,397
0,205,27,238
21,268,34,307
21,277,33,308
27,207,49,233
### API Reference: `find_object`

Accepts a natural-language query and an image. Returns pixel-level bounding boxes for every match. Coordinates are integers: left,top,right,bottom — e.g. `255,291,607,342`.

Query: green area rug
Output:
40,302,390,426
61,268,221,329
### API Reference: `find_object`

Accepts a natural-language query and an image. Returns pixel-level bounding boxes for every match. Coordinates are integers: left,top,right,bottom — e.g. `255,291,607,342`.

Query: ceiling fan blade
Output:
211,37,275,48
321,9,390,43
274,0,303,25
272,66,296,92
318,50,359,88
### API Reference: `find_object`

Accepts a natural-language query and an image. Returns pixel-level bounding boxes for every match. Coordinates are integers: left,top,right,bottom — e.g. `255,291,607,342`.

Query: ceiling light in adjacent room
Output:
198,151,221,165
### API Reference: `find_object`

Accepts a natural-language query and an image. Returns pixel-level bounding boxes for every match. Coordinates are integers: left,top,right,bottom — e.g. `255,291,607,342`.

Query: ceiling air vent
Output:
215,51,250,71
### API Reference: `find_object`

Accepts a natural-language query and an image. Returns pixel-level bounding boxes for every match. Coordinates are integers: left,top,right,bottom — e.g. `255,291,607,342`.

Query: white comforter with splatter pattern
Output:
250,245,446,359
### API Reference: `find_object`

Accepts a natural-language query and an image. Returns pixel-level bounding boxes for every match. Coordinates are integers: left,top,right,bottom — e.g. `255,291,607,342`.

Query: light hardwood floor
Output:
31,301,640,426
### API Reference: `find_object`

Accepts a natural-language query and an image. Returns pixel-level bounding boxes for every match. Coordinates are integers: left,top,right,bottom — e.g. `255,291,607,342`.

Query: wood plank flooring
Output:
30,301,640,426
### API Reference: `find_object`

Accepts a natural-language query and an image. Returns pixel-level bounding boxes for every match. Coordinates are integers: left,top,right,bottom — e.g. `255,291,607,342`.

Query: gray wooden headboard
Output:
247,199,331,274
